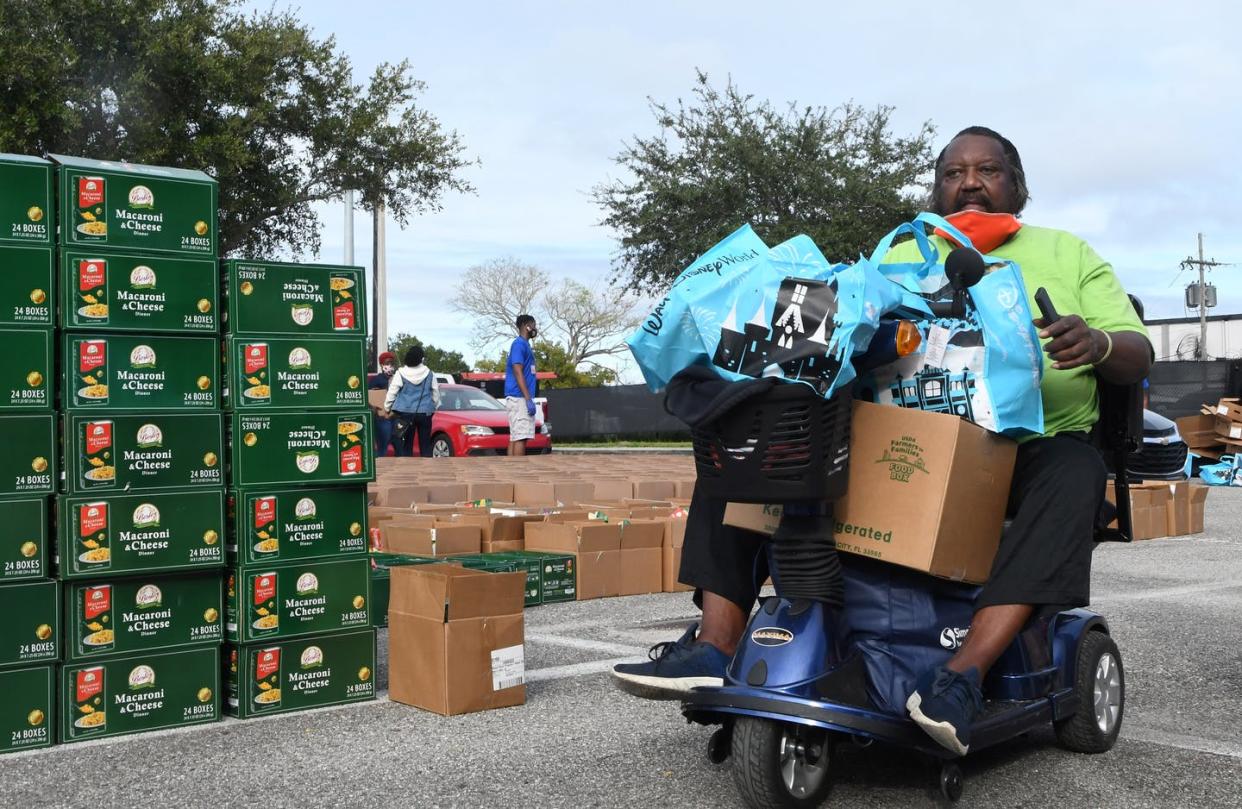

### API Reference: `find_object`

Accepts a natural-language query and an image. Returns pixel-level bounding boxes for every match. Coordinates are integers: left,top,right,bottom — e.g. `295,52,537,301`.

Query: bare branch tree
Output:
448,257,547,354
541,279,641,368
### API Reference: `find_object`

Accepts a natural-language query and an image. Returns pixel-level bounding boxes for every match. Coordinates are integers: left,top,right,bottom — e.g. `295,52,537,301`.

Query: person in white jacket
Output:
382,345,441,457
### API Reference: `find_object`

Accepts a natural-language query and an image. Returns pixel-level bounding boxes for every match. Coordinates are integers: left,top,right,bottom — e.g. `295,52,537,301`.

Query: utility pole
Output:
372,202,387,371
1181,233,1226,360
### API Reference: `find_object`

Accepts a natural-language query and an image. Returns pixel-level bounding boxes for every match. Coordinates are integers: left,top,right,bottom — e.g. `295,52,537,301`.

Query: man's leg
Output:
509,439,526,457
908,434,1106,754
374,415,393,457
612,484,768,698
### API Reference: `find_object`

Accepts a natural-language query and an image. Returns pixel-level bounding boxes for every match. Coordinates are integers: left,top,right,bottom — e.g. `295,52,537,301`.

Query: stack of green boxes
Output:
220,259,377,718
52,155,226,745
0,154,58,755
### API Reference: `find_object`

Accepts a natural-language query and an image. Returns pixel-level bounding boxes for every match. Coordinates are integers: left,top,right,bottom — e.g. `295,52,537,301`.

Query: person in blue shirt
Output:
504,314,539,456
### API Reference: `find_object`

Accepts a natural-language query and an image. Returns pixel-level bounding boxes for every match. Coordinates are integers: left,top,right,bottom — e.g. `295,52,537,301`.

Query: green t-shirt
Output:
884,225,1149,438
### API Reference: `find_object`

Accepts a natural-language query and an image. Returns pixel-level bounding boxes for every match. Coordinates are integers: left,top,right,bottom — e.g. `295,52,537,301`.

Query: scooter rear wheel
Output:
732,717,833,809
1054,630,1124,753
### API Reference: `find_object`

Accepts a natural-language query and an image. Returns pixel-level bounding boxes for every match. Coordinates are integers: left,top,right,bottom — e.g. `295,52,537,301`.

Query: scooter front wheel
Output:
732,716,833,809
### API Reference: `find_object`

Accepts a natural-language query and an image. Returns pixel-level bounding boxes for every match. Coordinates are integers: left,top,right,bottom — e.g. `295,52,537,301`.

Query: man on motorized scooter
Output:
613,126,1153,757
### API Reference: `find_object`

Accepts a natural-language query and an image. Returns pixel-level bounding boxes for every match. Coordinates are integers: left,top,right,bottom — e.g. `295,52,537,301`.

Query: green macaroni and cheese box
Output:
63,572,223,662
61,332,219,411
229,411,374,487
0,497,49,582
0,665,55,754
0,327,51,411
57,490,225,579
58,646,220,744
225,557,370,644
51,154,218,258
221,260,366,337
63,412,224,495
225,627,376,719
0,414,56,496
60,249,218,333
0,579,59,668
0,245,54,327
223,336,367,411
501,551,577,604
0,154,53,247
228,486,368,566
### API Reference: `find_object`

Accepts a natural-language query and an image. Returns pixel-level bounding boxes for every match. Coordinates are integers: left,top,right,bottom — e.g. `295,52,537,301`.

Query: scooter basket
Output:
691,383,852,503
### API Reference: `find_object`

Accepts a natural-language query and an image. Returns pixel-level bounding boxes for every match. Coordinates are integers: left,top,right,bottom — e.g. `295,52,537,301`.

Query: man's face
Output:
526,322,538,339
931,135,1021,215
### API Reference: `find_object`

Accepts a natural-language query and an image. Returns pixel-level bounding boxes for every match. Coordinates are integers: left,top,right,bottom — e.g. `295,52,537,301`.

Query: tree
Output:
475,341,618,389
449,257,641,375
593,71,936,294
387,333,469,377
0,0,474,258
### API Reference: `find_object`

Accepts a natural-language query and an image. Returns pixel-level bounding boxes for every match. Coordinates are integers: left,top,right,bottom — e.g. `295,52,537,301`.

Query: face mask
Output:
382,364,395,374
934,210,1022,253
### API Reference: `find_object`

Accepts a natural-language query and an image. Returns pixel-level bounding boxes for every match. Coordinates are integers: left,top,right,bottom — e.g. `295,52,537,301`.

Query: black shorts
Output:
679,432,1107,612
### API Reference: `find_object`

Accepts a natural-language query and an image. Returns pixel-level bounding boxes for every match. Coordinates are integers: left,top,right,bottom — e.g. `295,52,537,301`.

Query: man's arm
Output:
1036,318,1152,384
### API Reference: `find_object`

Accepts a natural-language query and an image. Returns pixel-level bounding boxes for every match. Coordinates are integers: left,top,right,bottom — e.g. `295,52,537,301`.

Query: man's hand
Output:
525,399,536,417
383,409,394,420
1034,314,1108,370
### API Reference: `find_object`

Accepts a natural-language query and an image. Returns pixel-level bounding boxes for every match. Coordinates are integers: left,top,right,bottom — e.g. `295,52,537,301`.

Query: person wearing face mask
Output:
368,352,399,457
612,126,1153,759
504,314,539,456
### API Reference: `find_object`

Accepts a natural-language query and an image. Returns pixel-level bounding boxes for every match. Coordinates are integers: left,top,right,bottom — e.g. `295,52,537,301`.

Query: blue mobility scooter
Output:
676,269,1145,807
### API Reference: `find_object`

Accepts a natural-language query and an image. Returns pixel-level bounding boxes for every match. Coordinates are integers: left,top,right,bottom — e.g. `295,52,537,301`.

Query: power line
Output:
1179,233,1231,360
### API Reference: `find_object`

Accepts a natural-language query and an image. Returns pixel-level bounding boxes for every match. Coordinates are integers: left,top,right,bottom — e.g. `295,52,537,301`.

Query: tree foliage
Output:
387,333,469,377
449,257,639,374
475,342,618,389
593,71,936,293
0,0,474,258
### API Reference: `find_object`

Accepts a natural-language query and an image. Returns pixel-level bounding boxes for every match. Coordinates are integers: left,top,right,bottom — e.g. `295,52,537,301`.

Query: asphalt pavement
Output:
4,488,1240,809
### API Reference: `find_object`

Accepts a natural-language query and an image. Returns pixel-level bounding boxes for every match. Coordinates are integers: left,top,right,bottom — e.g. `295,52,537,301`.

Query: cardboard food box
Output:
61,332,219,411
220,260,366,337
663,518,692,593
1176,414,1224,450
382,523,481,557
525,521,621,600
1214,398,1242,424
62,572,223,662
0,497,48,582
0,154,53,247
224,628,377,719
229,486,368,566
388,565,526,715
223,336,367,411
0,665,54,754
450,512,543,545
58,646,220,744
58,490,225,579
619,520,665,596
369,554,451,627
225,558,370,643
229,411,374,486
592,480,634,501
0,414,55,496
723,401,1017,585
63,413,224,494
52,154,218,257
1163,481,1211,537
0,579,59,668
0,244,54,328
1126,482,1171,540
60,249,218,333
0,327,51,411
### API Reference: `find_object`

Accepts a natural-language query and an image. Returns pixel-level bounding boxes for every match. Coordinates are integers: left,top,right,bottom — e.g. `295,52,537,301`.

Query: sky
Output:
250,1,1242,378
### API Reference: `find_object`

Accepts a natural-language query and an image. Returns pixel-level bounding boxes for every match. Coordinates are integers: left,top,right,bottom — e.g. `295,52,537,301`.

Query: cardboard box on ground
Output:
1113,480,1210,540
1176,397,1242,459
725,401,1016,585
387,565,526,716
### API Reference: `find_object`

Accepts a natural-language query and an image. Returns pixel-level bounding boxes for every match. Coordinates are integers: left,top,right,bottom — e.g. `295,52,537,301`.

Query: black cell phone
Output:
1034,287,1060,324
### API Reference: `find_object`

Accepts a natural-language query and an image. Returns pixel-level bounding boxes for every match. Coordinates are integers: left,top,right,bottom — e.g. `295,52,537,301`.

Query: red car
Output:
420,384,551,457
